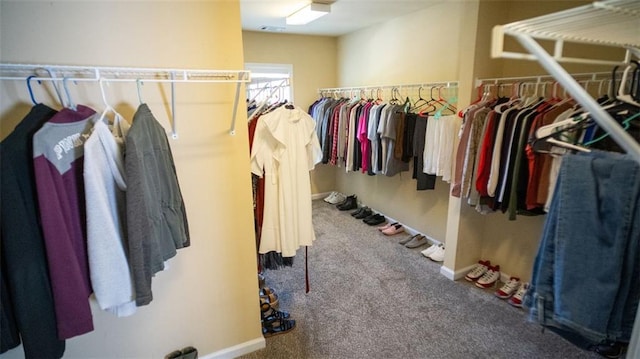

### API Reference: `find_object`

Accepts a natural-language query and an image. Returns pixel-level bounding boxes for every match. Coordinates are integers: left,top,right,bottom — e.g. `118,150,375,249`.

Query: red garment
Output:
475,111,498,196
248,117,265,270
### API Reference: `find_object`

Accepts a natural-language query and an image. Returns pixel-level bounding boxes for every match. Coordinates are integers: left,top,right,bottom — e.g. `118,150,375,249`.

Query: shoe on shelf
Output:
405,235,429,248
382,223,404,236
378,222,398,231
364,214,386,226
464,260,491,282
427,245,445,262
323,191,338,203
399,233,419,245
354,208,373,219
508,282,529,308
337,195,358,210
327,192,346,204
495,277,521,299
475,265,500,288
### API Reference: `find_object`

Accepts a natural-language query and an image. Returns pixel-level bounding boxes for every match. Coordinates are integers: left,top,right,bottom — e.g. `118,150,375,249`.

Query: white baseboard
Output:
199,337,265,359
440,265,456,280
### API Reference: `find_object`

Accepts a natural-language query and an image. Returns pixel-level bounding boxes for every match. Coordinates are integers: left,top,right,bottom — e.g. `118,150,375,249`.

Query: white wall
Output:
1,1,262,358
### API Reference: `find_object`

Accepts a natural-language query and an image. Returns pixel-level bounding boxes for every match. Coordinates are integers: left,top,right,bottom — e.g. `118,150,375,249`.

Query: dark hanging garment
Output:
125,104,190,306
0,104,66,358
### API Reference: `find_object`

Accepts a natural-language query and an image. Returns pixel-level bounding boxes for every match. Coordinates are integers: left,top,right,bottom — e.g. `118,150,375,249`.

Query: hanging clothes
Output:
0,104,65,358
32,105,97,340
251,105,322,257
125,104,190,307
84,115,136,317
524,150,640,347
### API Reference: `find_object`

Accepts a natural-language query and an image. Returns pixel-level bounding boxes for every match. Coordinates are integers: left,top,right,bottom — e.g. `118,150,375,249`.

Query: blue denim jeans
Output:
524,150,640,344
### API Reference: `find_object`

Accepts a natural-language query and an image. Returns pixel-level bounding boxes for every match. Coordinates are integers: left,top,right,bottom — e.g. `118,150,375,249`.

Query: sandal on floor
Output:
260,292,279,309
262,318,296,338
260,302,290,322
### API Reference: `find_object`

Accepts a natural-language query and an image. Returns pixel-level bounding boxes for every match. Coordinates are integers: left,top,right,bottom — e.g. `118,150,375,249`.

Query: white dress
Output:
250,106,322,257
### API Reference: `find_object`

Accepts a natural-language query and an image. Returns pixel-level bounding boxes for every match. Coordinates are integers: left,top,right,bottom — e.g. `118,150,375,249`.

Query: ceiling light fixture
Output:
286,2,331,25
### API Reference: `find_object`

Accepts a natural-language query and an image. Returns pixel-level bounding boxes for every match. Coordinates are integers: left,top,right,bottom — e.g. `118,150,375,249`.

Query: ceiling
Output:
239,0,447,36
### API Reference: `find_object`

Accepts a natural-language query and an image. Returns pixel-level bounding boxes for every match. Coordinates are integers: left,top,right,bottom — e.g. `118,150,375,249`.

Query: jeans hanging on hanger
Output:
524,149,640,346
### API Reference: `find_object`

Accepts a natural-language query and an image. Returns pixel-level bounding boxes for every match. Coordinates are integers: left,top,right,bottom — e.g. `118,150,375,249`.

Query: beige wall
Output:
334,0,468,243
242,31,338,194
1,1,262,358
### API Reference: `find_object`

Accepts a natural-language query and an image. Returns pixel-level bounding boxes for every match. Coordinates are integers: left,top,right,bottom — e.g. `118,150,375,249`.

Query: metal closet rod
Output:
0,63,252,137
318,81,459,94
475,71,611,87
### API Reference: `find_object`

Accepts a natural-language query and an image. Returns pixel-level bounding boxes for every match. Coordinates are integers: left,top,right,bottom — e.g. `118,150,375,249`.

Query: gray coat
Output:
125,104,190,306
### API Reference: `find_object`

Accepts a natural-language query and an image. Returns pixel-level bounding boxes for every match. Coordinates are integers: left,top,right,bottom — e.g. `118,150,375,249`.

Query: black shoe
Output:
364,214,385,225
354,208,373,219
350,206,366,217
337,196,357,211
335,194,355,208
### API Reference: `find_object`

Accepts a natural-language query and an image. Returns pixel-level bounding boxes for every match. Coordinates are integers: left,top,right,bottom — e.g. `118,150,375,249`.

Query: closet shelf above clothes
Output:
0,63,252,137
492,0,640,66
491,0,640,165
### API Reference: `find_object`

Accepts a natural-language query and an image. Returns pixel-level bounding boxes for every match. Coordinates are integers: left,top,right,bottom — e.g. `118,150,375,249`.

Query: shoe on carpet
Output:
508,282,529,308
382,223,404,236
464,260,491,282
475,265,500,288
354,208,373,219
327,192,346,204
364,214,386,226
404,235,429,248
351,206,367,217
262,318,296,338
427,245,445,262
495,277,521,299
378,222,398,231
421,243,442,258
323,191,338,203
399,233,419,245
337,195,358,210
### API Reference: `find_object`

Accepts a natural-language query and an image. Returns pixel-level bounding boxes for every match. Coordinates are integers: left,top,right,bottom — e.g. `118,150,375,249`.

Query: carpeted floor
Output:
240,199,603,359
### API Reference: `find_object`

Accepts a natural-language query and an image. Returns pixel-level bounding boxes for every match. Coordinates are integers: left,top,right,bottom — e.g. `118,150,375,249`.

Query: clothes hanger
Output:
617,61,640,107
410,86,430,112
62,77,76,110
136,79,144,105
26,75,38,105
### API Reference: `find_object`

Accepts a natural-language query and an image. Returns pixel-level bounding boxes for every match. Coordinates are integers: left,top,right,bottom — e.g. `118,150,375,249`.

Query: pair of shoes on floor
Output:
351,206,372,219
382,223,404,236
165,347,198,359
464,260,491,282
260,301,295,338
494,277,521,299
507,282,529,308
337,195,357,211
464,260,501,288
378,222,398,232
324,191,345,204
421,243,445,262
404,234,428,248
363,213,385,226
260,286,279,309
475,264,501,289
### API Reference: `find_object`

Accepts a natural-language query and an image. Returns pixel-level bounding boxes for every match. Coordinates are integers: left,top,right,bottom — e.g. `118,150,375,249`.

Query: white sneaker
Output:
508,282,529,308
323,191,338,203
495,277,521,299
327,193,346,204
475,265,500,288
427,245,445,262
421,243,441,258
464,260,491,282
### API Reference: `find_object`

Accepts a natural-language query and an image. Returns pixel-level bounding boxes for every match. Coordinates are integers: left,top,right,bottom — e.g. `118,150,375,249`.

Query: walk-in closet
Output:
1,1,638,358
